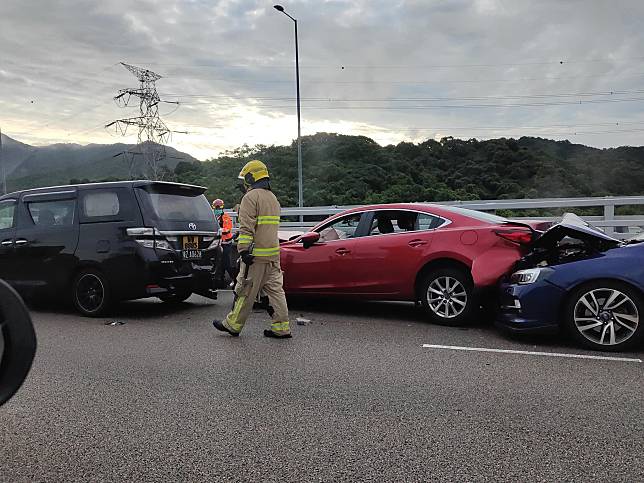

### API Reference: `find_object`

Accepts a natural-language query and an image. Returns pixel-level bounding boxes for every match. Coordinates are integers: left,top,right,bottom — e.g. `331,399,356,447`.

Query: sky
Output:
1,0,643,160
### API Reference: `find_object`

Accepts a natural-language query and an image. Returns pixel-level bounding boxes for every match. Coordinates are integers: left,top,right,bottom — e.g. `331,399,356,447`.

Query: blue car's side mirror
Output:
0,279,37,406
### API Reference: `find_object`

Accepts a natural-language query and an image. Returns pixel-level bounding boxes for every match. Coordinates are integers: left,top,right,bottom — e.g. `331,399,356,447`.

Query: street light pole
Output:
274,5,303,209
0,126,5,195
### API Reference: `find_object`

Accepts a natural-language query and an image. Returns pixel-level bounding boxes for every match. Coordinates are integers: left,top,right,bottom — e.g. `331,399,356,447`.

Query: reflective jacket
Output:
218,212,233,243
236,184,281,263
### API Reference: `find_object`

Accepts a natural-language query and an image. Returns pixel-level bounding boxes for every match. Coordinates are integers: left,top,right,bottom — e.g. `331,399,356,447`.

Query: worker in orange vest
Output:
212,199,236,286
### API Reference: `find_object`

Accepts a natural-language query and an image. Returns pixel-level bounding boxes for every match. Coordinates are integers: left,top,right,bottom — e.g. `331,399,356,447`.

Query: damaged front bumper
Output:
496,276,565,335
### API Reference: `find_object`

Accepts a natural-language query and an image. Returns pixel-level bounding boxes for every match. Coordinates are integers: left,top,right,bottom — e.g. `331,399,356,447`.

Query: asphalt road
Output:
1,293,642,482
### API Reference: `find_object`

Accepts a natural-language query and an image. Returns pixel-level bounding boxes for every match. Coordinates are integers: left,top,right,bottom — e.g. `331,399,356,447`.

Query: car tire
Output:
564,280,643,352
420,268,475,326
158,291,192,304
72,269,111,317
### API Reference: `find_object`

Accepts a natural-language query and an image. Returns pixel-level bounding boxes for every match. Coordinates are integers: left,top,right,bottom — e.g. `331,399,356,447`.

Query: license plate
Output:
182,236,202,259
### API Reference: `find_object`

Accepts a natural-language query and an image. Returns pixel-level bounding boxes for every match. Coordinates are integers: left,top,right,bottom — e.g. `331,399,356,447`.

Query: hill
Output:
172,134,644,208
2,133,643,210
0,133,198,192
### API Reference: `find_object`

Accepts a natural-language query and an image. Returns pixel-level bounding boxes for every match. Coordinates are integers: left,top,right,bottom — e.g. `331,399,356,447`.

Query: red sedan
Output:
280,203,546,325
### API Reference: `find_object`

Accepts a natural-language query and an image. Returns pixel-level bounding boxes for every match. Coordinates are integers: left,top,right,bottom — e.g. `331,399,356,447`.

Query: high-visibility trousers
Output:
223,260,290,336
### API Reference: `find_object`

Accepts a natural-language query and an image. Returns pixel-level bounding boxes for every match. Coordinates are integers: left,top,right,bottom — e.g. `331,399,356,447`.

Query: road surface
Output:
1,293,642,482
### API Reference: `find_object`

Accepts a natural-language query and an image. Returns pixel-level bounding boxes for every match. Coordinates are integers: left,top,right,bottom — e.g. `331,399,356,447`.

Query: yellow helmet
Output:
239,160,269,186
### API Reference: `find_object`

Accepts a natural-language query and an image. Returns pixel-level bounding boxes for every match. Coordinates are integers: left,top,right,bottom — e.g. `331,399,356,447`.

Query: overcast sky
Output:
1,0,643,159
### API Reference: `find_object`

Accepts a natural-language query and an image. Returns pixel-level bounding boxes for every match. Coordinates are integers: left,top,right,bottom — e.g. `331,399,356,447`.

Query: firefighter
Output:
212,198,236,286
212,160,291,339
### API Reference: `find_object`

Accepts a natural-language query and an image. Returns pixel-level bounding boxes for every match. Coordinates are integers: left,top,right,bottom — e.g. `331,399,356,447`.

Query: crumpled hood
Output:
530,213,622,250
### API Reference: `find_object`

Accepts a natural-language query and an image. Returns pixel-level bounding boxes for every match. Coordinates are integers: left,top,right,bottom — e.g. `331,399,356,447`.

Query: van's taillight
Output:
495,229,533,245
126,227,173,251
127,227,160,237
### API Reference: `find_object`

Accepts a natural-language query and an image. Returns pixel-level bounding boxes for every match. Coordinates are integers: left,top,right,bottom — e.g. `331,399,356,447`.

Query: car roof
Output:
338,203,487,218
0,180,207,200
340,203,446,214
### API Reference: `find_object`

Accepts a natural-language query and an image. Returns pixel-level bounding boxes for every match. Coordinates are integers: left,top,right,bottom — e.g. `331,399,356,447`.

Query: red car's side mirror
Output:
301,232,320,249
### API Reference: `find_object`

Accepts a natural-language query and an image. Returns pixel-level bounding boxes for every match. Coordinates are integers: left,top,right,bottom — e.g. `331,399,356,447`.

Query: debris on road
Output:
105,321,125,326
296,317,311,326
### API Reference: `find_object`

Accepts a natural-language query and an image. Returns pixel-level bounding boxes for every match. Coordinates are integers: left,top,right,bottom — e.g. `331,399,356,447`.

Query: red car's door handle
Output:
408,239,428,247
335,247,351,256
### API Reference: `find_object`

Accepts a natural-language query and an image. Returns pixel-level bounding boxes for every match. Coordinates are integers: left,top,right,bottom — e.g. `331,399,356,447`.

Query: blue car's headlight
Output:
510,268,551,285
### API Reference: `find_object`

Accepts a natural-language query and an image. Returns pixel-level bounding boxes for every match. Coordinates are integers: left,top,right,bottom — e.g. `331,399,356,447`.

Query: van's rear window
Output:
137,187,213,222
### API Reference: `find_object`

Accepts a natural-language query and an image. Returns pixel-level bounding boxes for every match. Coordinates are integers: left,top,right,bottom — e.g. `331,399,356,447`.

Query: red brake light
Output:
495,229,533,245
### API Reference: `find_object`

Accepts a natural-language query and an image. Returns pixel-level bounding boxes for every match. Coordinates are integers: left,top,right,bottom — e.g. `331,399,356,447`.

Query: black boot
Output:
213,320,240,337
263,329,292,339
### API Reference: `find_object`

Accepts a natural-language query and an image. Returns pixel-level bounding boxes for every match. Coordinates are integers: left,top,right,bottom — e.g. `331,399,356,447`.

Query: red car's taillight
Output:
495,229,533,245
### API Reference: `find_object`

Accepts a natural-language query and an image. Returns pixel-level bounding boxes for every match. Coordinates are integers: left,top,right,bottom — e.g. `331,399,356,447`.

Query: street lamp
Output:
273,4,303,209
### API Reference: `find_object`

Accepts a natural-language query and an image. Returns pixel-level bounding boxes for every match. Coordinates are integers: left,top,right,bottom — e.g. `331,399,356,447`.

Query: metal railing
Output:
228,195,644,238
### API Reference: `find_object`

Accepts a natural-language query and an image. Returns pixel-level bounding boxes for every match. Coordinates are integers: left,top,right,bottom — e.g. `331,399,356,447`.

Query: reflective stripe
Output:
257,215,280,225
238,234,253,242
271,321,290,331
225,296,246,333
252,246,280,256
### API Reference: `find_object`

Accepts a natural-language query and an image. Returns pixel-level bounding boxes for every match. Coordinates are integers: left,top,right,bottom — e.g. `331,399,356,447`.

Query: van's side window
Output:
27,200,75,227
79,189,135,223
0,200,16,230
84,191,120,218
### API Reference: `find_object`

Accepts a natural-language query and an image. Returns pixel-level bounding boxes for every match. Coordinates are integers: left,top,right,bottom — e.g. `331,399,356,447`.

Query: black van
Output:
0,181,219,316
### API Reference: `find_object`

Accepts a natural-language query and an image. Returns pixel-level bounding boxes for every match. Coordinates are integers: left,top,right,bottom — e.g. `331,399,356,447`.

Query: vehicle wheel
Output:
72,269,111,317
420,268,475,326
564,281,643,351
158,291,192,304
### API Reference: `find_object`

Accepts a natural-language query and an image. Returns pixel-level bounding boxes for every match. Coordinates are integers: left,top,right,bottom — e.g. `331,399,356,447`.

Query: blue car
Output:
498,213,644,351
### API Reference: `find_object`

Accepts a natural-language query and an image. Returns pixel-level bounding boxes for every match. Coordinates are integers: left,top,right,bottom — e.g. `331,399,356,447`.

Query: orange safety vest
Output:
218,212,233,242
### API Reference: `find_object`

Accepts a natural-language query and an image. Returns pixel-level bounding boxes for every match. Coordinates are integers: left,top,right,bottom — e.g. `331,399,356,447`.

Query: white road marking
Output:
422,344,642,363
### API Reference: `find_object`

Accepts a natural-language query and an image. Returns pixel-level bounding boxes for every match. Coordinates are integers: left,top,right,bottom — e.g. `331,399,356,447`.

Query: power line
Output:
162,72,644,85
171,96,644,110
359,121,644,132
132,56,644,69
160,89,644,103
347,126,644,139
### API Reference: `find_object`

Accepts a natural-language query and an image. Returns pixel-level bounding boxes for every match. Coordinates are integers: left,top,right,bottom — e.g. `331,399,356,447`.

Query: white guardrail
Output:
228,195,644,238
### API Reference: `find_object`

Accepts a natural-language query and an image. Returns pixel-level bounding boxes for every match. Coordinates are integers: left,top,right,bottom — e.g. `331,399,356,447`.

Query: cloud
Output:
1,0,643,159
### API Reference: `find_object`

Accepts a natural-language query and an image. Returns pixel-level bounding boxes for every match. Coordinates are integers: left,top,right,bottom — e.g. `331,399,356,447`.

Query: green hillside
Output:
2,135,197,192
172,134,644,209
6,133,643,211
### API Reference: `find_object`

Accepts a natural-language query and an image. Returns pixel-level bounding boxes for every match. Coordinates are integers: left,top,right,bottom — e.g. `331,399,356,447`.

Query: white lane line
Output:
422,344,642,363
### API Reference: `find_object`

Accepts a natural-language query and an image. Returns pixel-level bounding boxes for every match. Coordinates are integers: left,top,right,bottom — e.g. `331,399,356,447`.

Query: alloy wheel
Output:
574,288,639,346
427,276,468,319
76,273,105,314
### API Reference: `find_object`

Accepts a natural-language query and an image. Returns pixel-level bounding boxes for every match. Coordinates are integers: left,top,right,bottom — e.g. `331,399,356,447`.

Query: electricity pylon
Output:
106,63,179,180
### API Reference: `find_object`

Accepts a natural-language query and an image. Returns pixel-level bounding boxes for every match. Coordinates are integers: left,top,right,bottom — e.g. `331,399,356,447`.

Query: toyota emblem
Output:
188,223,197,231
